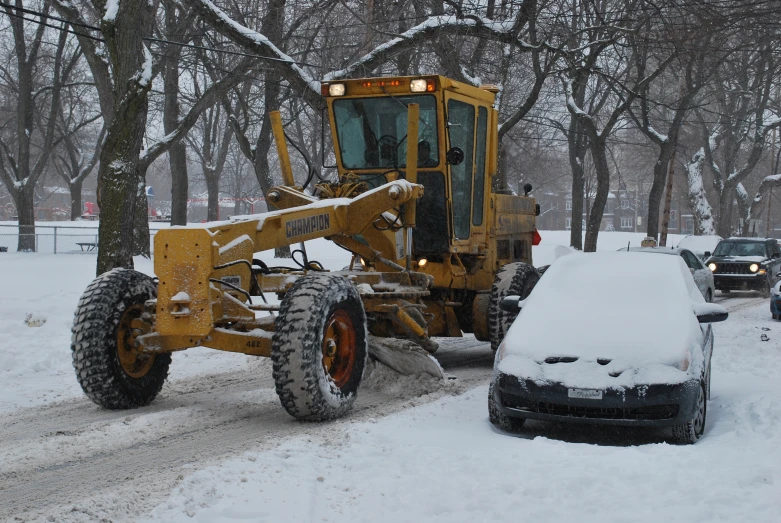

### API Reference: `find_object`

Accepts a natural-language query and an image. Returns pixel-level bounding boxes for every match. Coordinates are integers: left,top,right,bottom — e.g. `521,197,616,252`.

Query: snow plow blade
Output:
368,337,445,379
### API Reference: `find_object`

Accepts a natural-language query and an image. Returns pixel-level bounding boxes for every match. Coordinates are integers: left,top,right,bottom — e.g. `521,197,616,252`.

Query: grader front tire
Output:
488,263,540,351
71,269,170,409
272,274,368,421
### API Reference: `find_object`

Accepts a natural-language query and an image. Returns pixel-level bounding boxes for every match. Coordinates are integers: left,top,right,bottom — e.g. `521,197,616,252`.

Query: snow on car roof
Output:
620,246,680,255
502,252,703,369
676,235,722,253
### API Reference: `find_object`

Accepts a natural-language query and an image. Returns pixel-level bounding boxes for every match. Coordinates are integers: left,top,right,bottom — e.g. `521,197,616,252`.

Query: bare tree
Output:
700,41,781,237
0,3,74,251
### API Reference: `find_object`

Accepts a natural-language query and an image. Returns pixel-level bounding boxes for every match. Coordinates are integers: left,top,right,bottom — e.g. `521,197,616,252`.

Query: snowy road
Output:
0,295,766,522
0,335,493,522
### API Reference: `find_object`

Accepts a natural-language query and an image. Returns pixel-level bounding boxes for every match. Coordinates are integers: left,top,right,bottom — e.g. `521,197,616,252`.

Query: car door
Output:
768,240,781,284
681,250,710,299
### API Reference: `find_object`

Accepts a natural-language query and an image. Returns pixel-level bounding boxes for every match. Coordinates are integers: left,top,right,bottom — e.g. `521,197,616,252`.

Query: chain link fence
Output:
0,224,166,254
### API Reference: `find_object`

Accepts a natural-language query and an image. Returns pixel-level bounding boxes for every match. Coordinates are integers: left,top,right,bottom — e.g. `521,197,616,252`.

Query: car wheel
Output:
773,313,780,321
488,381,525,433
672,380,707,444
705,289,713,303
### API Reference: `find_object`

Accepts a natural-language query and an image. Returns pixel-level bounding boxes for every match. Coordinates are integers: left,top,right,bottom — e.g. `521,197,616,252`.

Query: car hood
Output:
707,255,768,263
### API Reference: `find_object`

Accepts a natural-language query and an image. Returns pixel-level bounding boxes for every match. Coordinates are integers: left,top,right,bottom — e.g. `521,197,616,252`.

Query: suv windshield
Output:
712,241,768,257
332,95,438,170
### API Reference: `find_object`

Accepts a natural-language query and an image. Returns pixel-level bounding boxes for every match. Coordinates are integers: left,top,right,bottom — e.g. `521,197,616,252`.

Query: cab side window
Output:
447,100,475,240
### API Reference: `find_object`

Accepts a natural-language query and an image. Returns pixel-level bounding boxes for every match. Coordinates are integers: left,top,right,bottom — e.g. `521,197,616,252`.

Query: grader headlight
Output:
328,83,346,96
410,78,435,92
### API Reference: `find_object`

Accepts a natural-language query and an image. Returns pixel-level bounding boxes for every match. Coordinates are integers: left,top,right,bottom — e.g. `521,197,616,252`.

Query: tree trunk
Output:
70,179,83,220
568,118,586,250
134,171,151,257
169,142,189,225
95,1,155,275
716,188,733,238
646,154,670,240
584,139,610,252
205,169,220,221
164,6,188,226
258,0,289,258
15,189,36,252
659,152,676,247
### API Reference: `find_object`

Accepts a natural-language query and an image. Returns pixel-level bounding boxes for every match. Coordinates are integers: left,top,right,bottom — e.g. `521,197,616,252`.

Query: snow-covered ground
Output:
1,230,778,522
150,300,780,523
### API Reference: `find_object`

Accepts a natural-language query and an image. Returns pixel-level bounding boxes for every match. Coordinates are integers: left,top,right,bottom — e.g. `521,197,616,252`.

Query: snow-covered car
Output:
676,234,723,260
705,238,781,297
616,246,715,302
488,252,728,444
771,274,781,320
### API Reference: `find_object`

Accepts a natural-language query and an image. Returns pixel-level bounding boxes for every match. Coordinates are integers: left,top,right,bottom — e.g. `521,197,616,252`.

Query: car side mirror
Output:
704,251,711,258
499,295,523,313
446,147,464,165
693,303,729,323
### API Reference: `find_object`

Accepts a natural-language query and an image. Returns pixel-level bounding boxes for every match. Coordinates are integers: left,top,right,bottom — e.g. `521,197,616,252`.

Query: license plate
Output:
568,388,603,400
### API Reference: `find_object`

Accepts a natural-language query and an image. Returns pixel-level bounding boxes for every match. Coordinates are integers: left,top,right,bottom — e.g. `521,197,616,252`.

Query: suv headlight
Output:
750,263,759,273
708,263,717,272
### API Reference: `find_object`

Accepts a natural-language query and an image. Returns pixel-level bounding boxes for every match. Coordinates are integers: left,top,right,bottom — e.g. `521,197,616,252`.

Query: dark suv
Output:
705,238,781,297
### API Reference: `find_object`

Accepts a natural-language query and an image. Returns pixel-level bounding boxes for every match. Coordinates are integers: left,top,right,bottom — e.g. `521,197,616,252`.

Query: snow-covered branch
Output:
183,0,537,109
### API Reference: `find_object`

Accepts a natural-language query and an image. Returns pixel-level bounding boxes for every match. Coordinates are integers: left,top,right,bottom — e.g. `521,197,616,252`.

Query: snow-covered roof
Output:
499,252,705,388
676,235,722,254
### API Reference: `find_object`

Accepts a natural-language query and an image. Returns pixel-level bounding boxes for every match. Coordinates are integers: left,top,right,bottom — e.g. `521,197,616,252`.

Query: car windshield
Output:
712,241,767,257
332,95,438,170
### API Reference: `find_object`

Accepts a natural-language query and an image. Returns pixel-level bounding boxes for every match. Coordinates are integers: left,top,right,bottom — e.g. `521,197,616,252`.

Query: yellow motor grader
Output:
71,75,542,420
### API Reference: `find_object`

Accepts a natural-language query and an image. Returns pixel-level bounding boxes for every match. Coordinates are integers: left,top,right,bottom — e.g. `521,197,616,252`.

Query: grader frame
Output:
71,75,541,421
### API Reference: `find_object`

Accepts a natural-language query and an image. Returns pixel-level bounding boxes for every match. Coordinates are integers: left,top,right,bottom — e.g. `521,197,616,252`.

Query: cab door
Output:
444,95,476,243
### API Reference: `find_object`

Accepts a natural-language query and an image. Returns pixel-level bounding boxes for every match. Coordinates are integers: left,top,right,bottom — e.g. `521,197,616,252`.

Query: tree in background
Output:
0,3,73,250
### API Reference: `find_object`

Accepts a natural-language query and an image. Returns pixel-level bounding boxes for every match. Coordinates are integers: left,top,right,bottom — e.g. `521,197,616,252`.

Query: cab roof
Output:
320,75,497,104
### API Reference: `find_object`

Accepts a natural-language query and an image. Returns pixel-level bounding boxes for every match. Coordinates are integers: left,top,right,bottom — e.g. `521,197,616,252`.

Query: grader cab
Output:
71,75,542,421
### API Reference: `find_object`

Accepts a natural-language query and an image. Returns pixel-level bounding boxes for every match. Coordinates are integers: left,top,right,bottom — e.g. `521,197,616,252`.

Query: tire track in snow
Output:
0,336,494,522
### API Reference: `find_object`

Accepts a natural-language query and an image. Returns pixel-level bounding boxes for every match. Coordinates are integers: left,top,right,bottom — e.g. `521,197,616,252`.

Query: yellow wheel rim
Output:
117,304,156,379
321,309,357,388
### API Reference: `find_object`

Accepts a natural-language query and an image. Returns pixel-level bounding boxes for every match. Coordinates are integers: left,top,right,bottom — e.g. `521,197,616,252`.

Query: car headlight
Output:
496,341,507,362
675,353,691,372
708,263,717,272
750,263,759,273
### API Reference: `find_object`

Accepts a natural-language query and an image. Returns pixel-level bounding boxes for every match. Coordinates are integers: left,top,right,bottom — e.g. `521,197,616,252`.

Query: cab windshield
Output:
332,95,438,170
712,241,767,257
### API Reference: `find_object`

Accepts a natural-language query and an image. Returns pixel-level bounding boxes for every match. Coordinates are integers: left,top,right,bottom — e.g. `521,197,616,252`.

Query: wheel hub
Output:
117,304,156,378
693,385,706,435
322,309,357,388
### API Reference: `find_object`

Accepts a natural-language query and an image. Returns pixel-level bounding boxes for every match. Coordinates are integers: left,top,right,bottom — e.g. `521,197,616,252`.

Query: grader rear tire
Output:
71,269,170,409
488,263,540,351
272,274,368,421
